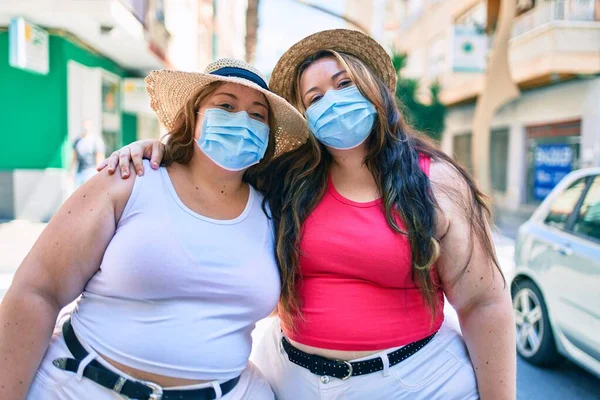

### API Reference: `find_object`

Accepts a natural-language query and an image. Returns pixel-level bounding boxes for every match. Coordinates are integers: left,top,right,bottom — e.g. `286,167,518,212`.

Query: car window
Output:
544,177,588,230
573,176,600,242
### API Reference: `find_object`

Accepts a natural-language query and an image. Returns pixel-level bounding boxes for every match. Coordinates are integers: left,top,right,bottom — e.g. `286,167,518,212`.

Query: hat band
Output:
210,67,269,91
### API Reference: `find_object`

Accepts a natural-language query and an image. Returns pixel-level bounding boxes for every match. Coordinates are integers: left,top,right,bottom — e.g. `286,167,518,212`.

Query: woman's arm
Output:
430,161,516,400
0,169,135,399
97,139,165,178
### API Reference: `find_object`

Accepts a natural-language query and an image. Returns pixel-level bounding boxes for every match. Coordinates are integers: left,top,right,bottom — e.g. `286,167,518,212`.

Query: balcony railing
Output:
512,0,598,38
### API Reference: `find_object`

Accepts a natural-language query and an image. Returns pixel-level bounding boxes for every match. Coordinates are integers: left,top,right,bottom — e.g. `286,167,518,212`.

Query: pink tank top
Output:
283,155,444,350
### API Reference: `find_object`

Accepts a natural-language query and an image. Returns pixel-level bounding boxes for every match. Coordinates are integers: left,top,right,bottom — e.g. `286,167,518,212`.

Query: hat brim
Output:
145,70,309,157
269,29,397,104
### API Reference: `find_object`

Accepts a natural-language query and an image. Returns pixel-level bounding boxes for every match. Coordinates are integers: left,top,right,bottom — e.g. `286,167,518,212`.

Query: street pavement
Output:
0,219,46,299
1,220,599,398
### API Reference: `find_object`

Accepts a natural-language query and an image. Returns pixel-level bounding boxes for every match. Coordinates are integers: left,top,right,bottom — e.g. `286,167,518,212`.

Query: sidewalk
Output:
493,205,534,239
0,219,47,298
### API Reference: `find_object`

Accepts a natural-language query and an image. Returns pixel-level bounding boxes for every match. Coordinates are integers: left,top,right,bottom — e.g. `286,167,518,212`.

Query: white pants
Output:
251,318,479,400
27,331,274,400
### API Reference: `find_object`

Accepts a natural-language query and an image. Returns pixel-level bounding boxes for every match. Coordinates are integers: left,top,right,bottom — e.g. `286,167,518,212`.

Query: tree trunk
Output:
245,0,260,64
471,0,520,196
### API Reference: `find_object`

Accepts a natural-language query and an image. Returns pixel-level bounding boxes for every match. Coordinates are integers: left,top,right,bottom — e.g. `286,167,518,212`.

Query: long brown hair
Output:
257,50,503,330
161,81,277,181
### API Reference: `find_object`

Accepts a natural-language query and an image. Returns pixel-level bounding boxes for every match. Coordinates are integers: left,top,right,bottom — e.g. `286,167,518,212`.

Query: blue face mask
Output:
197,108,269,171
305,85,377,150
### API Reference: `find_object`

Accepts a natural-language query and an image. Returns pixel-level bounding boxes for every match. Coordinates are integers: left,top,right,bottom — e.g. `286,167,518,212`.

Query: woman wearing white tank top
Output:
0,59,308,400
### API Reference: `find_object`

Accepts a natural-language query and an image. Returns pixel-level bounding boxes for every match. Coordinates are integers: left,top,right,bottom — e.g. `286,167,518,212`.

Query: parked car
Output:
512,167,600,378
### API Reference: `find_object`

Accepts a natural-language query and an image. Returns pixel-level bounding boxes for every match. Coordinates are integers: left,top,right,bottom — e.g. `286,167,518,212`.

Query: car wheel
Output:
511,279,562,367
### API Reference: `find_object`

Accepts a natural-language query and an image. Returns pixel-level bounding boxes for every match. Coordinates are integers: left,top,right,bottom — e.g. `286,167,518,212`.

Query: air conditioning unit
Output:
516,0,534,12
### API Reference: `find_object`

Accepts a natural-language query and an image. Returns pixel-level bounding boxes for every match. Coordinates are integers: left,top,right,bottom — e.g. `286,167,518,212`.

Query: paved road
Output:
1,221,599,398
517,357,600,399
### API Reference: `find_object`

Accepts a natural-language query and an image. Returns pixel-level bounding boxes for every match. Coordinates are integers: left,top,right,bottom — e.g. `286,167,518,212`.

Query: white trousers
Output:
27,330,274,400
251,318,479,400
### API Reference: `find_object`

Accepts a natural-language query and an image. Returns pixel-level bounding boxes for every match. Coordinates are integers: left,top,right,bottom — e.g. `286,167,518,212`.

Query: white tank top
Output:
71,160,280,380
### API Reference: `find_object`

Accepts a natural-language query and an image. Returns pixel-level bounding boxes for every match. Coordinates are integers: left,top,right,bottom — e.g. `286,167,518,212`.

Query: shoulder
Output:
250,184,269,209
248,184,275,225
429,159,469,193
89,164,137,197
428,159,472,239
82,163,138,220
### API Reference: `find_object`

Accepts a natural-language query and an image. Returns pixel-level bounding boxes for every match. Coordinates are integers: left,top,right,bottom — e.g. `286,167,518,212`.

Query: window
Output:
453,133,473,173
491,129,509,193
544,178,587,230
526,129,581,204
452,130,509,185
573,176,600,241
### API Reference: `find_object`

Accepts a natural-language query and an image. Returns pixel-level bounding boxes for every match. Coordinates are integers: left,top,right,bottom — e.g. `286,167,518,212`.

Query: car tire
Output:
511,279,562,367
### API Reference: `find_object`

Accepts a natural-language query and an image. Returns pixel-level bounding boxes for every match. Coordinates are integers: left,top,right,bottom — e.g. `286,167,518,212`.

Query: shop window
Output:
453,133,473,173
526,120,581,203
491,129,509,193
452,130,508,184
573,176,600,241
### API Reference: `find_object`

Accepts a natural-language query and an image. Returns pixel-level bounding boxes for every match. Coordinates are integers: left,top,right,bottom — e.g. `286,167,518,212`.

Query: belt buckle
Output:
143,380,164,400
336,360,353,380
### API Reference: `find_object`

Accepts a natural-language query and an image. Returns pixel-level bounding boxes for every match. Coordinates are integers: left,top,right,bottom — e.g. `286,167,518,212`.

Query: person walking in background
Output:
72,120,105,188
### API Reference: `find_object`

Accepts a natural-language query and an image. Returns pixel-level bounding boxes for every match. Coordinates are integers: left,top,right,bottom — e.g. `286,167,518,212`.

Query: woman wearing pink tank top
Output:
101,30,516,399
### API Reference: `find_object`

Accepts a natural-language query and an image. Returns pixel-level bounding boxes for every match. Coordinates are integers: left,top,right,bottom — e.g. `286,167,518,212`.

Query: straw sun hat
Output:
269,29,397,104
145,58,309,156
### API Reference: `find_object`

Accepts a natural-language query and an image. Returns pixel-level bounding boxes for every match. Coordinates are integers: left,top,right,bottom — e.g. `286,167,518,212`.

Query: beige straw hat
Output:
269,29,397,103
145,58,309,156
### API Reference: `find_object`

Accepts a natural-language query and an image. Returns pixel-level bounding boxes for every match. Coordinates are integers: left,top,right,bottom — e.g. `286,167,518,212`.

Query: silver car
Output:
512,167,600,378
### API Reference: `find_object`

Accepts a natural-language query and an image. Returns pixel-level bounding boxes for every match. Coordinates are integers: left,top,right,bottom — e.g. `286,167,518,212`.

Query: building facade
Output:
387,0,600,215
0,0,230,221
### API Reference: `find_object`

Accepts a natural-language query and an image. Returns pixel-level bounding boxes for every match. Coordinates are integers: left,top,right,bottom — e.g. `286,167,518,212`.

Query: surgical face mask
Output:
197,108,269,171
305,85,377,150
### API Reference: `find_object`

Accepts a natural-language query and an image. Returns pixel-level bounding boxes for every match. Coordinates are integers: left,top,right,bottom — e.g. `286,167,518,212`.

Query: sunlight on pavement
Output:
0,219,47,272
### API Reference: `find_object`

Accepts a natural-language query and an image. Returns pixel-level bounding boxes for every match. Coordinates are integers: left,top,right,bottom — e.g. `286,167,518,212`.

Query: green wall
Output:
0,32,130,171
122,113,137,146
0,33,66,170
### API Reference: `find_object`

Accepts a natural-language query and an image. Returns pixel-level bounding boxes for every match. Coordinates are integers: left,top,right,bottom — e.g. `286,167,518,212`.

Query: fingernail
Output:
152,162,159,168
137,170,143,177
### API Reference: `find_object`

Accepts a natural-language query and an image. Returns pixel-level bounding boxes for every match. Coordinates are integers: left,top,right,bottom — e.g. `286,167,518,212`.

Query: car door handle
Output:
552,243,573,256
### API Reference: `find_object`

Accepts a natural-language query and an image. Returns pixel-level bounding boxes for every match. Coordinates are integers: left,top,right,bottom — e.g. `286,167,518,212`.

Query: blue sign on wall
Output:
533,144,573,200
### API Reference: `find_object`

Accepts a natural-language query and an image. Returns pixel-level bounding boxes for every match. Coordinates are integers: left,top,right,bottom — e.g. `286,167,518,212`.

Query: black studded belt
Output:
280,332,436,380
53,318,240,400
